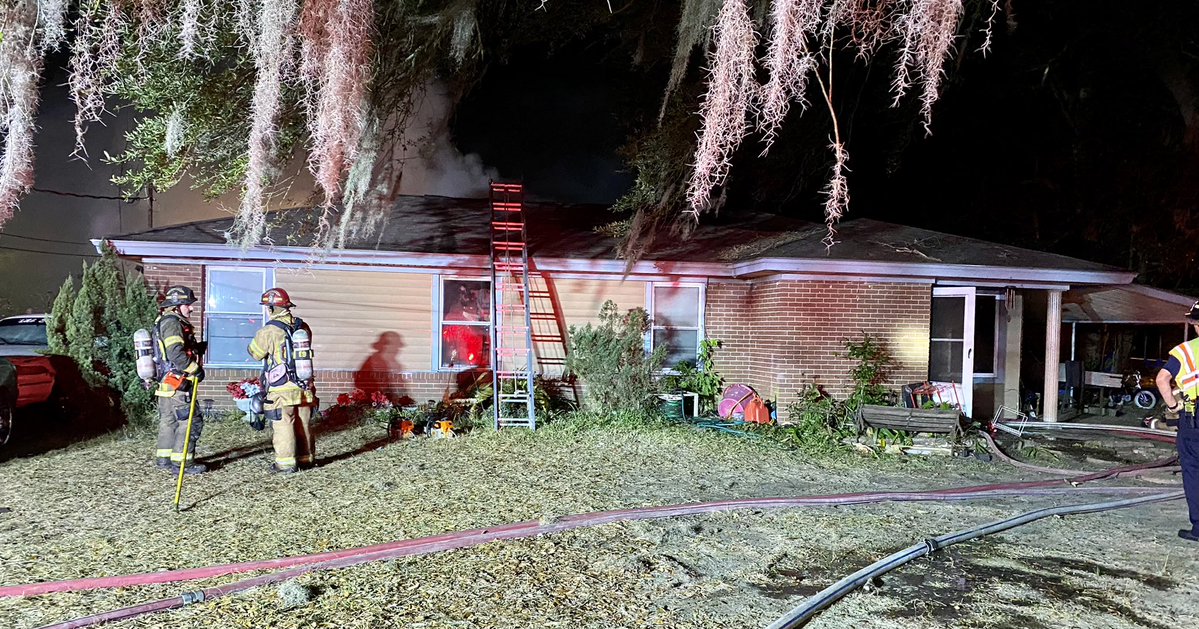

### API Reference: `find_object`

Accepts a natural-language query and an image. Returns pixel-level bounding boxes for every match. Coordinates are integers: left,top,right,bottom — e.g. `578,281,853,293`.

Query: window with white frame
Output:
650,283,703,367
205,268,269,366
439,278,491,369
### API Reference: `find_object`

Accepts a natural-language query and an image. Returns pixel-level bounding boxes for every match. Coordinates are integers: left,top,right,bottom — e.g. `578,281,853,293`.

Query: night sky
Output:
2,1,1198,312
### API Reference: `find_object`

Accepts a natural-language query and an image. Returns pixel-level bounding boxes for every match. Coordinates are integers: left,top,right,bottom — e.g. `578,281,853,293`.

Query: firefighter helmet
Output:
160,285,197,308
261,288,295,308
1187,301,1199,321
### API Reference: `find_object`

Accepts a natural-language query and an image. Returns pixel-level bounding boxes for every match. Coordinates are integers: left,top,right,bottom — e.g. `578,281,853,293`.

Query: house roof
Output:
1062,284,1197,324
103,195,1136,288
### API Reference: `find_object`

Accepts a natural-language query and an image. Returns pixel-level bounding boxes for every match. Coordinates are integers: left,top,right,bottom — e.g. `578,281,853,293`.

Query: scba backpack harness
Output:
249,318,313,430
151,313,194,394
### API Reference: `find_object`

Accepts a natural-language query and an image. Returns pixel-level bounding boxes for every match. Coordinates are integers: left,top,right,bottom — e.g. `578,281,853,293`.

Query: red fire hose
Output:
1,453,1176,601
22,428,1181,628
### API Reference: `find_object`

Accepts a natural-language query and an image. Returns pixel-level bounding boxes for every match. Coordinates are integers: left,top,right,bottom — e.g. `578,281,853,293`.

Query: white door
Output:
930,287,976,416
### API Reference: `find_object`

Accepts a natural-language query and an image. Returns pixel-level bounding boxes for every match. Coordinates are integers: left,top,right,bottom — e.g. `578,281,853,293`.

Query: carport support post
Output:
1043,290,1063,422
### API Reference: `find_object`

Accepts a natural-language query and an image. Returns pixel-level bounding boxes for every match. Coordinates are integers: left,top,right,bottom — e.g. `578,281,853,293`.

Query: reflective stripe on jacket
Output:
248,311,315,409
1170,337,1199,412
154,311,200,398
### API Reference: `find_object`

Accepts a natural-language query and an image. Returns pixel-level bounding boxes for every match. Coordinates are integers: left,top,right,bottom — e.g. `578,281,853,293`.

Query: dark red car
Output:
0,314,53,445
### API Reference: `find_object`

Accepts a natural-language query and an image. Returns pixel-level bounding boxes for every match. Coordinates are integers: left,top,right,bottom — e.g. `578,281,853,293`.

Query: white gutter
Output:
732,257,1135,286
106,239,1137,287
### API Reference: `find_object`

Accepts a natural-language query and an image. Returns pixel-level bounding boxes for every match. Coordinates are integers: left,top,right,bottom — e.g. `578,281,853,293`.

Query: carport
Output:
1057,284,1196,414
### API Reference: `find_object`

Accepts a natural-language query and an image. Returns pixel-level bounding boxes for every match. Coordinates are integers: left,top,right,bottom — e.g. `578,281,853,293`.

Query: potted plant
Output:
226,378,262,423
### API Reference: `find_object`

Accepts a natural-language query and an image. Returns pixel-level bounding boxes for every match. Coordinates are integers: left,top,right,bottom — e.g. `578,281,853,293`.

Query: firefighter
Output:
248,288,317,474
1155,300,1199,543
153,285,207,474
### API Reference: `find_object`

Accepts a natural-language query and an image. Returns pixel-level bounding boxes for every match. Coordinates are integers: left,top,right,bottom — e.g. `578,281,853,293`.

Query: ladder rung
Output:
493,243,525,251
531,335,562,341
490,183,523,191
529,313,556,320
494,371,529,377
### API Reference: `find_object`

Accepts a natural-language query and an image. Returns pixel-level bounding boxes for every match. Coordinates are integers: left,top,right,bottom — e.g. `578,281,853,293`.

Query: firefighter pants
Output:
1179,412,1199,533
156,392,202,463
270,404,314,470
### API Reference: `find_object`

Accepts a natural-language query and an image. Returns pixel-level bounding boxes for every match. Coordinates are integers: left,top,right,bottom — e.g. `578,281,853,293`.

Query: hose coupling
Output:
181,590,206,605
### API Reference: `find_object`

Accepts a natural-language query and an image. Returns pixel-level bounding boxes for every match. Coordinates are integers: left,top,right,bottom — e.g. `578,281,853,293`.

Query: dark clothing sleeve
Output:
157,316,198,373
1165,356,1182,379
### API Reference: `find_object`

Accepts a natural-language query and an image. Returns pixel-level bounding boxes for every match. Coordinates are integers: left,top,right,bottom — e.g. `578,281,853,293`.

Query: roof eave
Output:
732,257,1136,288
104,240,736,278
105,240,1137,287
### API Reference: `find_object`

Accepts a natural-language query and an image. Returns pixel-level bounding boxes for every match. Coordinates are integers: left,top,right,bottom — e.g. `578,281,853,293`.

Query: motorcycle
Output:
1109,371,1158,410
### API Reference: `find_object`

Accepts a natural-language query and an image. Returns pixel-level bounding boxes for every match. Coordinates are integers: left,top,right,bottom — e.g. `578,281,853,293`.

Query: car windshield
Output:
0,318,47,345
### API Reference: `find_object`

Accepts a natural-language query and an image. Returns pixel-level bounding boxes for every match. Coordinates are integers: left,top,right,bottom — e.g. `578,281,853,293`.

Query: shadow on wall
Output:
354,332,412,404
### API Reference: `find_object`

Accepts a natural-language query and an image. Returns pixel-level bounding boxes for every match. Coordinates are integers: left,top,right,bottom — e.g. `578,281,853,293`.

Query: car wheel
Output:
0,401,12,446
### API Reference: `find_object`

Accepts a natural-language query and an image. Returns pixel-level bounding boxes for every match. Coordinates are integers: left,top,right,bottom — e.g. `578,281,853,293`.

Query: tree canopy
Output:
2,0,998,253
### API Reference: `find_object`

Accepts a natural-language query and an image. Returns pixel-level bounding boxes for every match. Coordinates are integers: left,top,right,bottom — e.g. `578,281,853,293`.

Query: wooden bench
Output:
855,404,964,438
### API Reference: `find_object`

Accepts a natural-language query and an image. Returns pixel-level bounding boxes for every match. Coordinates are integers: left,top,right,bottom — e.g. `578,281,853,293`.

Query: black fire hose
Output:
765,490,1184,629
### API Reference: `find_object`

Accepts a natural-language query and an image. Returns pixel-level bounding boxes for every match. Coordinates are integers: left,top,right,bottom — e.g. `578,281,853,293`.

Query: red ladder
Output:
489,182,536,429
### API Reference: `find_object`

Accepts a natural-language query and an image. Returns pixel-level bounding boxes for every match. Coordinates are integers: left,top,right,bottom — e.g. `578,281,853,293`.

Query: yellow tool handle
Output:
173,377,200,512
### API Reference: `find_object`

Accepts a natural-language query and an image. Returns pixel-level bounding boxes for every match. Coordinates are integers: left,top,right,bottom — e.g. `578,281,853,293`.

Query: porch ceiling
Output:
1062,284,1196,324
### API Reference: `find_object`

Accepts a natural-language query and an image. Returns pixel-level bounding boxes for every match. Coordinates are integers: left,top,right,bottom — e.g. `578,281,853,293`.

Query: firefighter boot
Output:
155,457,172,470
180,462,208,475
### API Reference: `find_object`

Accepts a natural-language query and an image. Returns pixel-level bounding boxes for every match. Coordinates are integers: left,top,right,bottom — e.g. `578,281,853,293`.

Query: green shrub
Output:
49,250,158,426
461,376,576,429
566,300,664,416
773,382,856,454
844,333,895,410
47,276,74,355
660,338,724,414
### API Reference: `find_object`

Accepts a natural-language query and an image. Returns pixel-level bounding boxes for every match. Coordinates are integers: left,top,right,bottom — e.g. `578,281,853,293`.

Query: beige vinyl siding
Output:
275,269,433,371
532,276,646,376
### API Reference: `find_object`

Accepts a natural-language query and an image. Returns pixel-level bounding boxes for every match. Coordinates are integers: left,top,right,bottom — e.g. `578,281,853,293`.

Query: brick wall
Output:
197,367,478,413
705,282,754,386
136,264,931,417
142,263,206,337
706,279,931,410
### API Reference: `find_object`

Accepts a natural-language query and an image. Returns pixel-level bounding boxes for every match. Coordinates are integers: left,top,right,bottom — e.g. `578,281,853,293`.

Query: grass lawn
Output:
0,414,1193,628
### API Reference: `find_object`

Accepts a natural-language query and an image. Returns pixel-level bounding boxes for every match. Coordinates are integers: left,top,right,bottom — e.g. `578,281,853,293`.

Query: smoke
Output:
396,83,496,198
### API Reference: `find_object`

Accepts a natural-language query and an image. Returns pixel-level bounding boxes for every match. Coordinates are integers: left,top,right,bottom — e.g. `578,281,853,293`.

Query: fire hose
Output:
2,453,1176,601
31,486,1174,629
22,425,1182,627
764,423,1184,628
765,491,1184,629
